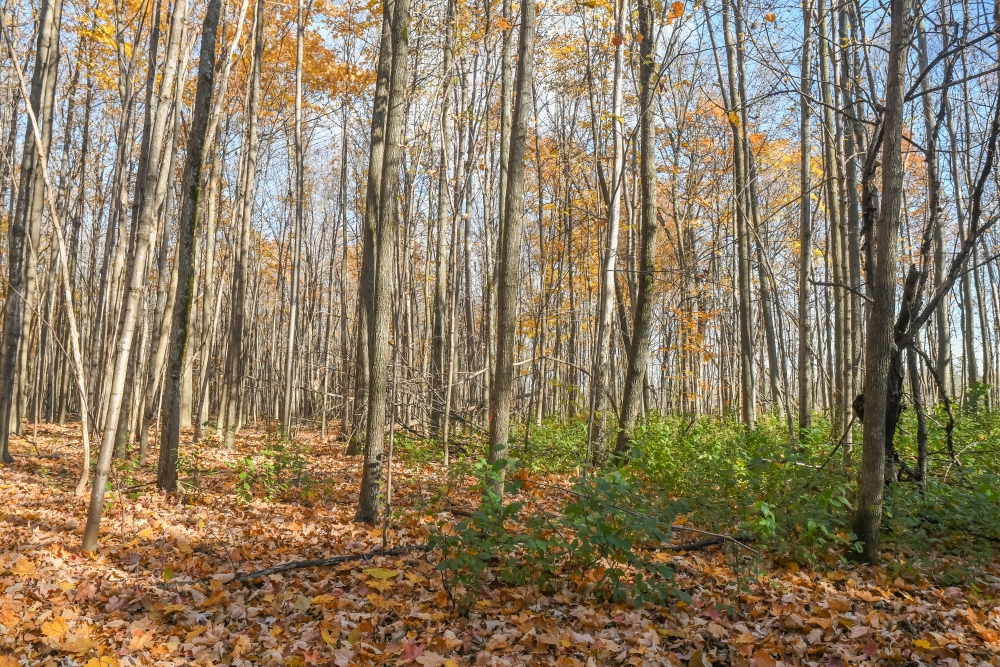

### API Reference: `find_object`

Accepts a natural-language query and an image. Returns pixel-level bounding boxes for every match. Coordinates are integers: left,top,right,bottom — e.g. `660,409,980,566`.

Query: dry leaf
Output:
365,568,398,580
11,558,36,575
41,617,69,639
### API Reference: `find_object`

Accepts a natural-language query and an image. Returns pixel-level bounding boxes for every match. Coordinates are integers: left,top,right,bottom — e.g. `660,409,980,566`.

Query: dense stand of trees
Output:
1,0,998,560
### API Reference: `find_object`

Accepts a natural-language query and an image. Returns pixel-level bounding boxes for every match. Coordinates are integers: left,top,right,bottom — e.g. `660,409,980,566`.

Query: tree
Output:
852,0,915,563
355,0,410,524
83,0,191,552
0,0,64,461
487,0,536,494
158,0,225,491
614,0,659,455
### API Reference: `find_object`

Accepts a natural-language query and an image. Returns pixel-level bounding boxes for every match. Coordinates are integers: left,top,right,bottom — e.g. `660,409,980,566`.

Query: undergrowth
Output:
410,403,1000,567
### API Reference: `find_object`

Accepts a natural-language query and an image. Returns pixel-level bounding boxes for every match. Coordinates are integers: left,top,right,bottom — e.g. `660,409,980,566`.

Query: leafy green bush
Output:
233,436,313,502
432,452,690,610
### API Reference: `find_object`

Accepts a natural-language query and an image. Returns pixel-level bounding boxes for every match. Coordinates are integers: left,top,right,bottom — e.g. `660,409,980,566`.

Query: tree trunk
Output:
720,0,754,428
818,0,845,437
82,0,190,550
614,0,658,455
0,0,64,461
222,0,265,450
347,0,395,456
797,0,814,434
355,0,409,524
282,0,306,438
587,0,624,467
158,0,224,491
431,0,455,439
487,0,535,494
852,0,914,563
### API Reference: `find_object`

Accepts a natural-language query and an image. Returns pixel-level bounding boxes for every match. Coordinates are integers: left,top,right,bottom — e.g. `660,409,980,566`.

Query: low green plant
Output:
432,450,691,611
233,436,313,502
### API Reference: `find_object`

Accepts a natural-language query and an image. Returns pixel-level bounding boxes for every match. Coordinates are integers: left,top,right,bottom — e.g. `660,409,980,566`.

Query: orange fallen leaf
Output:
753,650,776,667
973,623,999,643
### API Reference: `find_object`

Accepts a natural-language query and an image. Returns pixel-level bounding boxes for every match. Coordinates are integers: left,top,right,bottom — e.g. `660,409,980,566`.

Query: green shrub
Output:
432,452,690,610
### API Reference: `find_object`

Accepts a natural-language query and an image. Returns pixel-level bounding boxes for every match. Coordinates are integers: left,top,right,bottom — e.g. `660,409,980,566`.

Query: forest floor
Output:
1,423,1000,667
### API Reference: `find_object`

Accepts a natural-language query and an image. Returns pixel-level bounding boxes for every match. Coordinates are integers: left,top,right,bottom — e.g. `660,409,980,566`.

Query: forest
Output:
2,0,1000,662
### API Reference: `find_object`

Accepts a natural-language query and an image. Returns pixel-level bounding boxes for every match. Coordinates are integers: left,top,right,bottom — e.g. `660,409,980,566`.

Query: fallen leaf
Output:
84,658,119,667
61,635,94,653
365,568,399,580
334,647,354,667
416,651,446,667
829,597,851,613
11,558,36,575
232,634,251,657
42,616,69,639
753,650,776,667
973,623,999,643
850,624,870,638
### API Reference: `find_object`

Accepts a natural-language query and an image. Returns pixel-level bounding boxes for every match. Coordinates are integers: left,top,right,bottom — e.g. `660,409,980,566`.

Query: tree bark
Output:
487,0,535,494
222,0,265,449
797,0,814,434
0,0,64,461
282,0,306,438
614,0,658,455
587,0,625,467
852,0,914,563
355,0,409,524
158,0,224,491
82,0,190,550
346,0,395,456
431,0,455,440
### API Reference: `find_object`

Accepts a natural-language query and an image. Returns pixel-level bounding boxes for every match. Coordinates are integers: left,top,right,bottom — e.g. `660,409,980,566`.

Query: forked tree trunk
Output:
355,0,410,524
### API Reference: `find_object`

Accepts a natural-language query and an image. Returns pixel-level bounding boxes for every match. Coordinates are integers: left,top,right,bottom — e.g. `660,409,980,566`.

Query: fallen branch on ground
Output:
161,545,434,588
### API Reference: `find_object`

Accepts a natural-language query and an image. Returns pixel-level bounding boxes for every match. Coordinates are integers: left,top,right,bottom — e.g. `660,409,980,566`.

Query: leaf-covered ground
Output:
2,423,1000,667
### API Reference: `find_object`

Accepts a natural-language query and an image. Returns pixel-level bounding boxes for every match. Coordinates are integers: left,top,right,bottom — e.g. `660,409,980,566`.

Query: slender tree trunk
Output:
487,0,535,494
852,0,914,563
614,0,658,455
721,0,754,427
586,0,624,467
431,0,455,439
282,0,306,438
83,0,190,551
194,137,222,442
840,6,862,464
0,0,64,461
818,0,845,437
158,0,224,491
355,0,410,524
223,0,265,449
138,95,183,463
797,0,814,434
347,0,395,456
